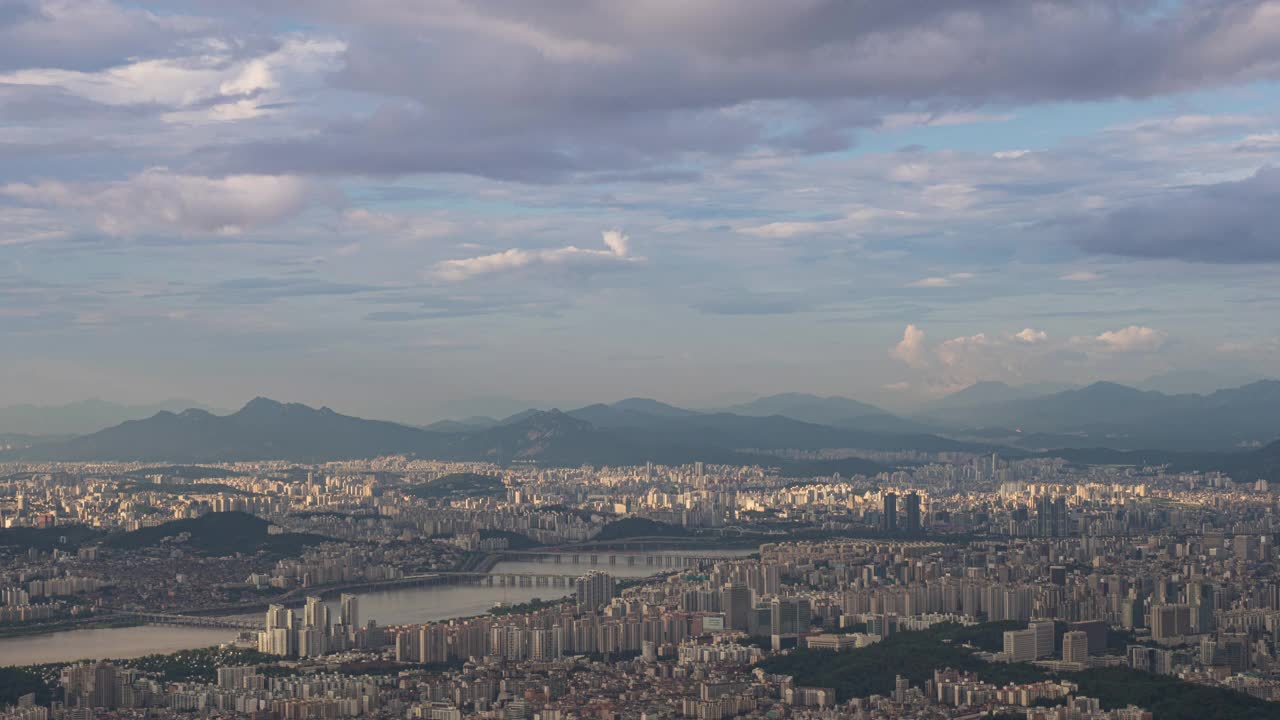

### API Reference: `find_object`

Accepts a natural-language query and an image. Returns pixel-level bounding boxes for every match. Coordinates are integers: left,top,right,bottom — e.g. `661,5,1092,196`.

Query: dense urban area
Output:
3,445,1280,720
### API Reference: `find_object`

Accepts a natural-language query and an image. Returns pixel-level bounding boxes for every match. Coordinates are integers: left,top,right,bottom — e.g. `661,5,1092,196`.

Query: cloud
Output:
890,324,929,369
341,208,455,244
1060,271,1101,282
908,276,954,288
1090,325,1168,353
879,112,1014,131
2,169,318,236
205,0,1280,181
1015,328,1048,344
1072,166,1280,262
907,272,975,288
0,34,343,117
886,323,1164,394
433,230,640,281
0,0,218,72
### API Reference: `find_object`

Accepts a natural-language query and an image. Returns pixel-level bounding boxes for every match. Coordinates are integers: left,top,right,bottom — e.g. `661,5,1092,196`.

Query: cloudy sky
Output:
2,0,1280,421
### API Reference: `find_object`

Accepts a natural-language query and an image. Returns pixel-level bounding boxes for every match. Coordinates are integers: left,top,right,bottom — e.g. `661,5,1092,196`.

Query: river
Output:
0,549,756,666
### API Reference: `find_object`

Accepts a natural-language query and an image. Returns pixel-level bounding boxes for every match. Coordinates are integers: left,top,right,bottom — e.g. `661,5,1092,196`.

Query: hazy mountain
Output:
610,398,701,417
1136,369,1265,395
496,409,544,426
925,380,1280,451
1040,437,1280,481
0,398,223,436
3,398,935,475
8,397,450,462
719,393,891,425
926,381,1042,411
421,417,499,433
456,410,895,475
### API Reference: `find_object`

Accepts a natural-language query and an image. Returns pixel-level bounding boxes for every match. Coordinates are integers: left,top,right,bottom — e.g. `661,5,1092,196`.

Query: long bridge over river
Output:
115,554,735,630
493,551,733,568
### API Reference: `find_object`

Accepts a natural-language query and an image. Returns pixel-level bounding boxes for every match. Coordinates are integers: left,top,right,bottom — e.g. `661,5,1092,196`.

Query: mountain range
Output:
3,378,1278,474
3,397,941,476
920,380,1280,451
0,398,224,436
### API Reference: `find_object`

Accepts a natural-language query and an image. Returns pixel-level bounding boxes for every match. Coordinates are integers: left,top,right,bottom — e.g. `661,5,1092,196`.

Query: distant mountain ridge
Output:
0,396,980,476
0,398,224,436
7,378,1279,469
922,379,1280,451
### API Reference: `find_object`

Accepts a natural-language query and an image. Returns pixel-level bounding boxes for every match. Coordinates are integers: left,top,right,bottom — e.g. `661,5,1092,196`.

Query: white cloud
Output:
0,34,344,122
907,276,953,288
1234,133,1280,153
2,169,316,236
880,111,1013,131
736,221,831,239
434,230,640,281
1060,271,1101,282
1089,326,1168,353
1015,328,1048,344
993,149,1033,160
907,271,975,288
887,324,1152,395
890,324,929,369
1110,114,1264,138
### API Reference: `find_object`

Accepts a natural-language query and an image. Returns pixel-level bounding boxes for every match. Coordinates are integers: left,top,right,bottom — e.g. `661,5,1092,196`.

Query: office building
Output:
881,493,898,532
1063,631,1088,664
904,492,922,532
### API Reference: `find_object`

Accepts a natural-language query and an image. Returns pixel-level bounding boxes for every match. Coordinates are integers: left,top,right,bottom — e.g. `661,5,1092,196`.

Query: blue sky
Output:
2,0,1279,422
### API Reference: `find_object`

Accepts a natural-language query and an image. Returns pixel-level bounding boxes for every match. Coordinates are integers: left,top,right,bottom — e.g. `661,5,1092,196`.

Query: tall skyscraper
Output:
1030,620,1055,659
881,492,898,532
770,596,812,650
303,595,329,630
721,583,750,631
903,492,921,531
339,593,359,628
576,571,615,612
1036,495,1069,537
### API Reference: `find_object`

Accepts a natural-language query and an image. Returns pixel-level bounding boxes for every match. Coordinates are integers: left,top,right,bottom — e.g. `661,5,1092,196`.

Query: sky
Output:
2,0,1280,422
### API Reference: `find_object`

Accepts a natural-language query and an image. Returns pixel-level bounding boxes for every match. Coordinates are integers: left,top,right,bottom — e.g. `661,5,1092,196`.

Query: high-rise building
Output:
1036,495,1069,537
1049,566,1067,586
770,596,812,650
1002,628,1037,662
1189,582,1215,634
903,492,921,531
881,492,898,532
1151,604,1192,640
721,583,750,631
339,593,359,627
1069,620,1106,655
1063,630,1088,664
575,571,615,612
1030,620,1055,659
303,596,329,630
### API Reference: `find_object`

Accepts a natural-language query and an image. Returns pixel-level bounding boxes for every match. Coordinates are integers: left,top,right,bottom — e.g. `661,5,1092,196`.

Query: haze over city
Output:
3,1,1280,422
5,4,1280,720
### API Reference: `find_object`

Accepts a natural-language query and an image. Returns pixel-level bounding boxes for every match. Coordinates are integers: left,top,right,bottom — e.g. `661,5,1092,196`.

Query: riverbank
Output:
0,615,142,640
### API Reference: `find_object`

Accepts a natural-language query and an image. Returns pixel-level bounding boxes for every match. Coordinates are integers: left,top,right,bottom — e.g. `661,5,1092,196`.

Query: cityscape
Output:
4,1,1280,720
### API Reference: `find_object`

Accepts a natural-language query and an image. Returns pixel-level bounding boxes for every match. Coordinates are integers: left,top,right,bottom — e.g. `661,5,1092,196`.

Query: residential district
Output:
1,454,1279,719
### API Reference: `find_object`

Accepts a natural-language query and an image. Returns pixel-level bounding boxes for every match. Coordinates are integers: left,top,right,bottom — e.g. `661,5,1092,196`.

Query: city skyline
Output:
3,1,1280,421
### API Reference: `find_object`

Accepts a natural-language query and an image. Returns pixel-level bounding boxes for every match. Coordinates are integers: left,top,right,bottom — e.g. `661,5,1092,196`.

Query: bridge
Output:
495,552,731,568
108,610,264,631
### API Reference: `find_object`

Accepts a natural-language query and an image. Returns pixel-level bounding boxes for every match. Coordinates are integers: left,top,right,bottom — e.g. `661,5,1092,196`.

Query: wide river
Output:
0,549,755,666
